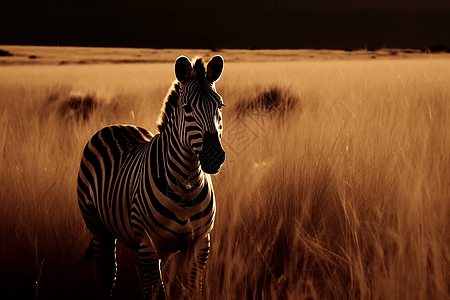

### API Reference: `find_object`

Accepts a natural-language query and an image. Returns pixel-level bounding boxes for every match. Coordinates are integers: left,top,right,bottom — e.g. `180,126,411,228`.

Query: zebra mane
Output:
156,57,207,133
192,56,206,78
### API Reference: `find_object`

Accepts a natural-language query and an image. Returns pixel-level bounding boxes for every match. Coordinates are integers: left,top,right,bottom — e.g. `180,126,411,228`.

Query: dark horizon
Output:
1,0,450,50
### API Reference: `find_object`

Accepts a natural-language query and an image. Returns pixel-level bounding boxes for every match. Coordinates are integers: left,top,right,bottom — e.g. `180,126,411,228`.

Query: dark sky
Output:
278,0,450,11
1,0,450,49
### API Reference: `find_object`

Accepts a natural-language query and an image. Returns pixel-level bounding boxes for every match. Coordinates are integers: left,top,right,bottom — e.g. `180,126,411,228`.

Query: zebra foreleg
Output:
92,234,117,300
184,233,211,299
139,243,165,300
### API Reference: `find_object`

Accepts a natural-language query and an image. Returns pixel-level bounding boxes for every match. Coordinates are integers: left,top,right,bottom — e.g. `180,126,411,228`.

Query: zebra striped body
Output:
78,56,225,299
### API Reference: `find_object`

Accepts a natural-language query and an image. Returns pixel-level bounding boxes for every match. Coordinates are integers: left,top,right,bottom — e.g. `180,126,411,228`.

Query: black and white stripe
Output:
77,55,225,299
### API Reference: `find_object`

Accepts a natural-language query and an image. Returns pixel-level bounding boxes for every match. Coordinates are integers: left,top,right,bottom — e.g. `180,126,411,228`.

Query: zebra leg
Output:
139,243,165,300
79,197,118,299
184,233,211,299
92,233,117,300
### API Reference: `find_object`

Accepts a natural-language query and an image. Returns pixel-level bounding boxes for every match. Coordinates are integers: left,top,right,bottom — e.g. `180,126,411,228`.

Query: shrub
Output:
235,85,300,118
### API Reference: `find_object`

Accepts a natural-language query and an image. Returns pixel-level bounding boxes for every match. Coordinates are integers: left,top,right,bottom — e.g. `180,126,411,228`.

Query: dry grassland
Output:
1,52,450,299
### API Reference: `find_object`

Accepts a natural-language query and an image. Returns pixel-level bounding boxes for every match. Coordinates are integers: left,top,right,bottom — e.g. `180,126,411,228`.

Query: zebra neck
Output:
157,128,206,204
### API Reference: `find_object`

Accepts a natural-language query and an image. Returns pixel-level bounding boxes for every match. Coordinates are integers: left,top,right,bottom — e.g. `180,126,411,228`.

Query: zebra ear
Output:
206,55,224,83
175,56,192,84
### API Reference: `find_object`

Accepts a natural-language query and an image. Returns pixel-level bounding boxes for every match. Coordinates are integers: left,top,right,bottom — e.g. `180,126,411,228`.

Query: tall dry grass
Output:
1,59,450,299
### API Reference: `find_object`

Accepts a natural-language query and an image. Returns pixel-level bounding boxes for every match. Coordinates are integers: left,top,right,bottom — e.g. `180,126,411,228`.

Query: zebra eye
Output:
183,104,194,113
219,103,225,110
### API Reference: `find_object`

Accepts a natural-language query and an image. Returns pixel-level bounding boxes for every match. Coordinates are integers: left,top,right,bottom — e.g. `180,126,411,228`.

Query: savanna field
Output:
1,47,450,299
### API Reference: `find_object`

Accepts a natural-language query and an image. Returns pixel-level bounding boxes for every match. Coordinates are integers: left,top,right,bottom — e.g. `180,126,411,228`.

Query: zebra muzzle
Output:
199,132,226,174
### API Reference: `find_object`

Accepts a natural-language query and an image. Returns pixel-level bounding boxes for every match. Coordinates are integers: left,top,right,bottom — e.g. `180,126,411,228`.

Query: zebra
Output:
77,55,226,299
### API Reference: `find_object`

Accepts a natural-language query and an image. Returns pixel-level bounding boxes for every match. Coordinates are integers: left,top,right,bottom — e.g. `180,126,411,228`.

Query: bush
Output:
235,85,300,118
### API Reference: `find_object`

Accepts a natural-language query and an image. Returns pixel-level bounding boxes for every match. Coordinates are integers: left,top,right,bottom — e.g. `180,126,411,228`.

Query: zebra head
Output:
175,55,226,175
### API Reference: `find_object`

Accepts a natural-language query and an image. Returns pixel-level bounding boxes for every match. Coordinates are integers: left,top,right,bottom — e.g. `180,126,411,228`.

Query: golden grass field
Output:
1,47,450,299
